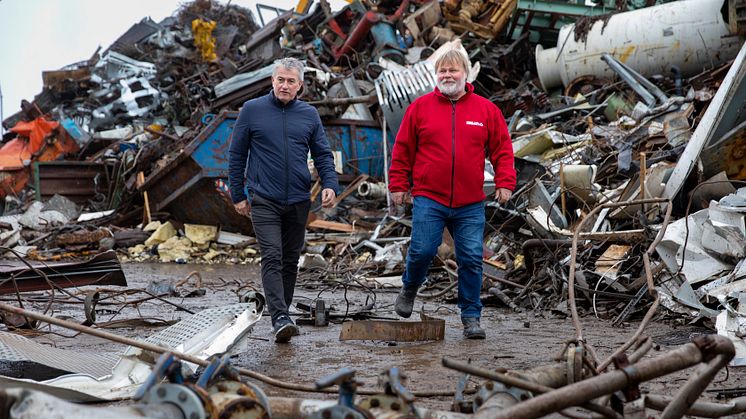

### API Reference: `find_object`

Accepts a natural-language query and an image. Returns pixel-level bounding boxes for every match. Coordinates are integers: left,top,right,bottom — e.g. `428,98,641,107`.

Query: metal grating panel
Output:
374,61,436,138
140,304,254,350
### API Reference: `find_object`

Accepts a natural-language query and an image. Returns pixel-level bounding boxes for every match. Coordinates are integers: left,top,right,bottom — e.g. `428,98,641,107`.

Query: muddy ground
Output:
10,262,746,417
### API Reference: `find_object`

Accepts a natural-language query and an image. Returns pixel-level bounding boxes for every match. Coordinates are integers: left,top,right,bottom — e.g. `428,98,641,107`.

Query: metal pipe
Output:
0,387,186,418
357,181,388,199
0,302,457,397
492,335,734,419
661,335,735,418
601,54,657,107
645,394,746,417
383,117,391,213
268,397,471,419
307,94,377,107
335,11,379,59
670,65,683,96
442,358,620,419
488,287,521,312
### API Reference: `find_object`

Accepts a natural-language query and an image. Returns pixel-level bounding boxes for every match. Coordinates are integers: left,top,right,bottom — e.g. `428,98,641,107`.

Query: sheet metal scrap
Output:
0,331,119,381
0,301,264,402
339,311,445,342
0,250,126,294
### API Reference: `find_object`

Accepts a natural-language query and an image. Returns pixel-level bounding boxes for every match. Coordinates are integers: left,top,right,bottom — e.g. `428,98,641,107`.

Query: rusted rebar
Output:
442,357,621,419
489,335,734,419
566,197,672,371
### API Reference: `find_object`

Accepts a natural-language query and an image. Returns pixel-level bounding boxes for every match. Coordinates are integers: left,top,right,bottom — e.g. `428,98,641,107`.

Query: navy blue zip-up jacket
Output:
228,91,339,205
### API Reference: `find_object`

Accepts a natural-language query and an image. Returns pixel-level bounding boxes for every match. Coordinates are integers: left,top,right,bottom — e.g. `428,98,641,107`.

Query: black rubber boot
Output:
462,317,486,339
394,286,418,318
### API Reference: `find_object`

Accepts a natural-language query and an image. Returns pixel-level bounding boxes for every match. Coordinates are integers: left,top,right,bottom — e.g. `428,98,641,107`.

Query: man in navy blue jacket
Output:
229,57,338,343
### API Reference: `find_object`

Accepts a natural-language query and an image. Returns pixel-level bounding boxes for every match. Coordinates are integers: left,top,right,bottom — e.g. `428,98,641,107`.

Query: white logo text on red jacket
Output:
466,120,484,127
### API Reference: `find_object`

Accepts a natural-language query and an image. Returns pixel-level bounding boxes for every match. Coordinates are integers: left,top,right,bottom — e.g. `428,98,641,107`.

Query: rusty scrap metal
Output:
491,335,735,419
0,250,126,295
567,198,672,371
442,356,620,418
646,394,746,417
339,315,445,342
0,302,458,398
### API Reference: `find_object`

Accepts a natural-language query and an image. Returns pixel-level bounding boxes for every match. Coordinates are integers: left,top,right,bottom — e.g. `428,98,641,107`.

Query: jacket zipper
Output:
283,107,289,205
449,101,456,207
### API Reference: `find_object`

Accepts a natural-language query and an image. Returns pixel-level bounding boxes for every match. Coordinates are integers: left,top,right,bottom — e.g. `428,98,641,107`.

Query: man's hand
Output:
391,191,407,207
495,188,512,205
234,200,251,217
321,188,336,208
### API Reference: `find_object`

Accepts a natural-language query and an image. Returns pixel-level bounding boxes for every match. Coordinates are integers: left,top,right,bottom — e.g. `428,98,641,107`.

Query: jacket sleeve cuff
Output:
231,192,247,204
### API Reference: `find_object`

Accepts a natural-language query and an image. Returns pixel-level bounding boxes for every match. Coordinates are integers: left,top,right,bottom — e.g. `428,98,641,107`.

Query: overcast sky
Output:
0,0,346,134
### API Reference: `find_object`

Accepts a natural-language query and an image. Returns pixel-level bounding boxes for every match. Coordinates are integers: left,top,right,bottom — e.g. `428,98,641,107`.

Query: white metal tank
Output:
535,0,744,90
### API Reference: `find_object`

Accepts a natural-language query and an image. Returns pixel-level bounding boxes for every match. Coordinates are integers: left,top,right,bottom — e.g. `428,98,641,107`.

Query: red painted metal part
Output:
333,11,380,59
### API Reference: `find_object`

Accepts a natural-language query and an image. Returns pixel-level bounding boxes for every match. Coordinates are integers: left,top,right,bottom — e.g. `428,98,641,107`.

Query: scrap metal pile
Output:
0,0,745,331
1,0,746,416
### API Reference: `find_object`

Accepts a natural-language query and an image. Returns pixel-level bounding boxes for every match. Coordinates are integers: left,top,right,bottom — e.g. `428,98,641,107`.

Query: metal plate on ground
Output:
339,313,445,342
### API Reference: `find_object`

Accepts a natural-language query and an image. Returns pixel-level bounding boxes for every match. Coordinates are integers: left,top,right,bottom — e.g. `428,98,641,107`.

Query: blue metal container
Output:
141,111,254,234
323,119,393,179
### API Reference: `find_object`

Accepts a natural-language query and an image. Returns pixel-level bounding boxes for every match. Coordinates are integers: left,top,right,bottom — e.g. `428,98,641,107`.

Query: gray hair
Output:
273,57,305,83
434,50,470,79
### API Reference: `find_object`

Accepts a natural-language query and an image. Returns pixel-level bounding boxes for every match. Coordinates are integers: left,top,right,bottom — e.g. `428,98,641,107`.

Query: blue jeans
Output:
402,196,485,319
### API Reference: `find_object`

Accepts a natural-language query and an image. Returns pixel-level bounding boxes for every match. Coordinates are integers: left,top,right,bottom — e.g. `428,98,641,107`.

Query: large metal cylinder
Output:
535,0,744,90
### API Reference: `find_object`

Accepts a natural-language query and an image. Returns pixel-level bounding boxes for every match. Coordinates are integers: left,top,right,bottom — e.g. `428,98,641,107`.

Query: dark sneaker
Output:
462,317,486,339
394,286,418,318
273,315,299,343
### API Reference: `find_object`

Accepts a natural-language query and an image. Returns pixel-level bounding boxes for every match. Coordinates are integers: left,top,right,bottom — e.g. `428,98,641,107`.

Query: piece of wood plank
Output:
310,179,322,203
137,172,151,226
307,219,367,233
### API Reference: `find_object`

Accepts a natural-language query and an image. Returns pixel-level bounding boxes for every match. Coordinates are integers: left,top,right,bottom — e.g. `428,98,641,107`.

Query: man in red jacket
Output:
388,49,516,339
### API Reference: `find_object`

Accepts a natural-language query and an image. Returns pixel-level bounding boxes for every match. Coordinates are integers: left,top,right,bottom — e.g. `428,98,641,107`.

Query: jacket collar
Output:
433,82,474,101
268,89,298,108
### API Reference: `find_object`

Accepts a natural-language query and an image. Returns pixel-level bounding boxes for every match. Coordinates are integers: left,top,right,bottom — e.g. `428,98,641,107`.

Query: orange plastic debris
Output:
0,117,79,199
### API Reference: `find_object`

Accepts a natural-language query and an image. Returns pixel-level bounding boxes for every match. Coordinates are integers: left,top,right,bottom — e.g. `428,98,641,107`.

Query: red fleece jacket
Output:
388,83,516,208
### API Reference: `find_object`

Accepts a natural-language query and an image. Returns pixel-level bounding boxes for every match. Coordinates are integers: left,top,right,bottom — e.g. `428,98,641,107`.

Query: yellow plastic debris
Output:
144,221,177,246
184,223,218,245
192,18,217,62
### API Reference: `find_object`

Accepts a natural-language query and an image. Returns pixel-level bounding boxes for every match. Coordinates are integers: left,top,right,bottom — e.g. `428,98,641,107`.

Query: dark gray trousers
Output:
250,194,310,325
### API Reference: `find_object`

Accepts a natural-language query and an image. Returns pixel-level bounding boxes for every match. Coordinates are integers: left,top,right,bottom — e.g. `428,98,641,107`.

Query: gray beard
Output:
437,79,465,97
